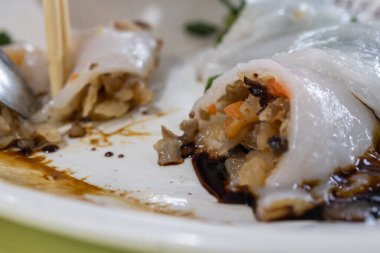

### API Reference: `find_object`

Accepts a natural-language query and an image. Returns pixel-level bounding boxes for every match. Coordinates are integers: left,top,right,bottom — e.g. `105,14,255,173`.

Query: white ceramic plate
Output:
1,1,380,252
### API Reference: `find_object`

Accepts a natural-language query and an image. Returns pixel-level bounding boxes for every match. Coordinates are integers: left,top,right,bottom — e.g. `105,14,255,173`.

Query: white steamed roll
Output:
198,0,350,80
34,21,160,122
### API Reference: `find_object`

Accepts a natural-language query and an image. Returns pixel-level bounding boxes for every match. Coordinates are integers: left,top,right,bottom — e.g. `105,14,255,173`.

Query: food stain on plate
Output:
0,151,195,219
80,110,168,147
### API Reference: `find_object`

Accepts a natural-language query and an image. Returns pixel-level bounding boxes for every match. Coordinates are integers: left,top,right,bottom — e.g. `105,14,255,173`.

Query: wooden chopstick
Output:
59,0,72,81
43,0,72,97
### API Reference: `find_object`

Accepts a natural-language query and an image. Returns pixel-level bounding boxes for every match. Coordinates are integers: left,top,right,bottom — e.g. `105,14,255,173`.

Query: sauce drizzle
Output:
0,151,194,219
82,113,167,147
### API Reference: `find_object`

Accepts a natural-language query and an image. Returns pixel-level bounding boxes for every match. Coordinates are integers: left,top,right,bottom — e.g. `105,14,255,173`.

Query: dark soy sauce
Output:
192,153,253,206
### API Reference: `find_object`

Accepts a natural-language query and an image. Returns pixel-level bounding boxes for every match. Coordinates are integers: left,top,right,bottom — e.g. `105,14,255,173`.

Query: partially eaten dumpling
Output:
155,24,380,221
34,21,161,122
0,44,60,153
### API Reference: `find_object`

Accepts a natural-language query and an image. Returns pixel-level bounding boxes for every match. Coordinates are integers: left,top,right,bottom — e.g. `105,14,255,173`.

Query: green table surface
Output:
0,217,140,253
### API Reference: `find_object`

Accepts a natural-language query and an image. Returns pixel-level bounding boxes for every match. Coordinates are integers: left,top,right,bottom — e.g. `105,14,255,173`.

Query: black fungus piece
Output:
258,96,271,108
267,136,288,154
244,77,272,108
42,145,59,153
248,84,267,97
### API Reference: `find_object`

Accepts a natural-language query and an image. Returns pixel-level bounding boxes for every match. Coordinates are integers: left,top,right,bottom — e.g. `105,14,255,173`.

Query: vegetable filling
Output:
0,103,61,153
73,73,153,121
154,72,290,195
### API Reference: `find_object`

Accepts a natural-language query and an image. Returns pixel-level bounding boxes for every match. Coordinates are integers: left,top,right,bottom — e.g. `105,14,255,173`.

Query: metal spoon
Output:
0,49,40,118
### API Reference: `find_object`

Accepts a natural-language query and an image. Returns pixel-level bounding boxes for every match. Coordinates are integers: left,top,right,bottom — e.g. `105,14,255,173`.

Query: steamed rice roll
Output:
0,47,60,151
34,21,160,122
3,43,49,102
276,24,380,118
198,0,350,80
155,59,376,221
0,103,61,151
155,24,380,221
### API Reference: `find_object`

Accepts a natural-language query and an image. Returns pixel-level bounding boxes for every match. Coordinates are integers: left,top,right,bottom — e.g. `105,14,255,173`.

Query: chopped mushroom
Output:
154,127,184,165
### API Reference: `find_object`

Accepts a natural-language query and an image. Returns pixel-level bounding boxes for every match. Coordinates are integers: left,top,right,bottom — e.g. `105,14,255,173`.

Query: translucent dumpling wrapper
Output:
155,24,380,221
275,24,380,118
197,0,350,80
0,44,61,151
194,61,376,221
3,43,50,103
222,0,349,46
33,21,160,123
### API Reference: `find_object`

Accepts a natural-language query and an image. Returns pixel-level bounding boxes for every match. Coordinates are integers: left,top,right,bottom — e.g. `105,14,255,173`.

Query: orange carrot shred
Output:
68,72,80,82
267,80,289,98
224,101,244,119
224,118,245,139
208,104,217,115
7,50,25,66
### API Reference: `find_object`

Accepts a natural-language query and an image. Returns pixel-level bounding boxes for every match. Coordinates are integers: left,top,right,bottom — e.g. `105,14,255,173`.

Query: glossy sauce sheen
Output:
192,147,380,221
192,153,253,205
325,146,380,221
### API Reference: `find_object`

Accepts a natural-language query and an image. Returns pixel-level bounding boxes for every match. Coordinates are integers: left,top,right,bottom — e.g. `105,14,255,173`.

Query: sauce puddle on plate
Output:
0,151,194,219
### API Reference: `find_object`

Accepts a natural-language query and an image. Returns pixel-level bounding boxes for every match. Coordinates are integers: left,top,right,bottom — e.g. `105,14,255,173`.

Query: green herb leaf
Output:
217,0,245,43
205,74,221,93
219,0,239,12
0,31,12,46
184,0,245,42
185,21,218,37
